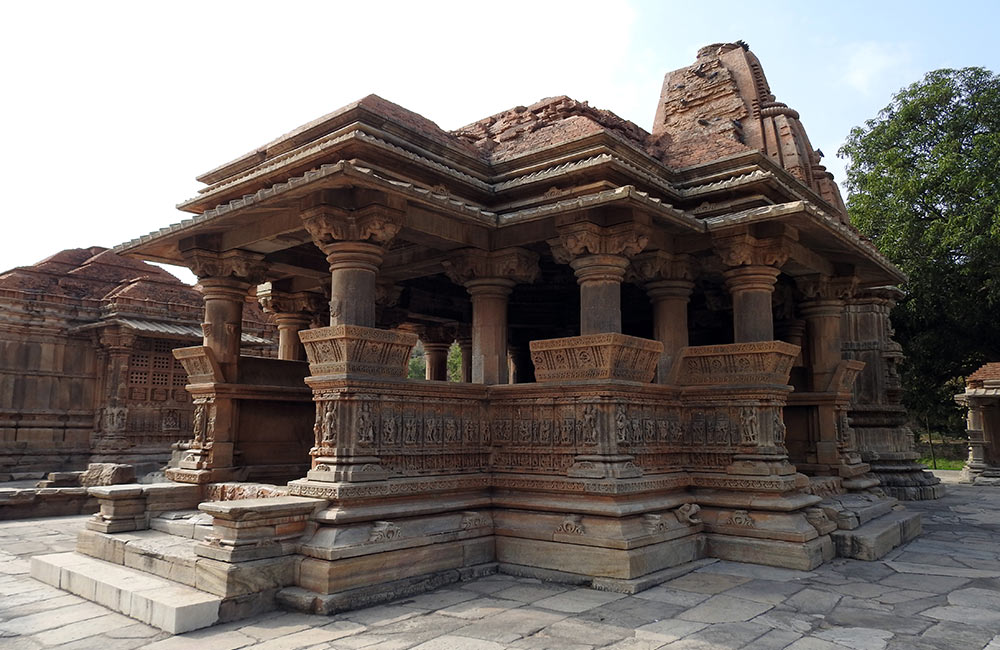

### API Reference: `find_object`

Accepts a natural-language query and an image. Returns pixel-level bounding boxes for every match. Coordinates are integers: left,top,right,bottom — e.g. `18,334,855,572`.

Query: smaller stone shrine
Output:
957,362,1000,485
0,248,276,480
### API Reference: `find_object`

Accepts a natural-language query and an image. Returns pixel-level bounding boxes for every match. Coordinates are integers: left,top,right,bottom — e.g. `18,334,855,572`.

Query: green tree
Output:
408,340,426,380
840,67,1000,432
446,342,462,382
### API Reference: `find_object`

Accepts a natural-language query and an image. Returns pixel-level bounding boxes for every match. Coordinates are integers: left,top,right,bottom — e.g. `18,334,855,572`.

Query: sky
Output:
2,0,998,284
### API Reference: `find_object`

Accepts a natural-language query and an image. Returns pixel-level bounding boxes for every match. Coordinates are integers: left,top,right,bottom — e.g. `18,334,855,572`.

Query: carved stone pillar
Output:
797,274,856,391
714,234,788,343
258,285,324,361
443,248,539,385
420,326,455,381
183,249,267,382
630,252,694,382
551,221,650,335
301,202,402,327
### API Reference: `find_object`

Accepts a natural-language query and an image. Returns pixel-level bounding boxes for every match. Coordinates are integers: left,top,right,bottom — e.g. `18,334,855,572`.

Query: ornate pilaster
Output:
795,274,857,390
258,285,325,361
443,248,539,385
629,251,695,382
550,221,651,335
94,327,137,453
714,233,790,343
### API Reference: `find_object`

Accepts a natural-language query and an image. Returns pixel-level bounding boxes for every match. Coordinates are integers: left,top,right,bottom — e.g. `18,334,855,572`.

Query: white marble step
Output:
30,551,221,634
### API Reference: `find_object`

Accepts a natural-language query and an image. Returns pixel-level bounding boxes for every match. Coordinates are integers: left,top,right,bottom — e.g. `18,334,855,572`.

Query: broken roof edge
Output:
195,95,487,187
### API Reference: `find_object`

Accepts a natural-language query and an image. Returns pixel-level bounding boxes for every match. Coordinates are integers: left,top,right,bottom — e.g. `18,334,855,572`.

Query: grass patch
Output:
917,457,965,470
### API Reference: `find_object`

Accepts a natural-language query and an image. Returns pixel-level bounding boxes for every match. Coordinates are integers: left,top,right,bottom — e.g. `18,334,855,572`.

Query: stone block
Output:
195,555,296,597
831,509,921,561
706,533,833,571
80,463,136,487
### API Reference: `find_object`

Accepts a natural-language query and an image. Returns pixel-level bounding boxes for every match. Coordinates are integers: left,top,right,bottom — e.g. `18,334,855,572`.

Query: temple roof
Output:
114,43,905,291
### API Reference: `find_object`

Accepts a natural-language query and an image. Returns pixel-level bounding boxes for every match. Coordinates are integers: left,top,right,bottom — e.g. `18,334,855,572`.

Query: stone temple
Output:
28,42,943,631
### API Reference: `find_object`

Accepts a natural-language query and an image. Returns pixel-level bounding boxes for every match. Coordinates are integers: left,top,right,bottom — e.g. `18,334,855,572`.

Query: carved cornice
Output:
442,248,540,287
550,221,651,264
627,251,695,284
795,274,858,302
182,249,267,284
712,233,790,269
301,204,403,254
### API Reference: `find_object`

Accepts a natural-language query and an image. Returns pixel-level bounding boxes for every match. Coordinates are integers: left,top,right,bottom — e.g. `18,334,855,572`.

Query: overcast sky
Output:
2,1,998,284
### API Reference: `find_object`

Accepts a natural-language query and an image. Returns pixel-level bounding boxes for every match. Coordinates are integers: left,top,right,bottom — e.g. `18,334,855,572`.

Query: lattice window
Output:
127,337,189,403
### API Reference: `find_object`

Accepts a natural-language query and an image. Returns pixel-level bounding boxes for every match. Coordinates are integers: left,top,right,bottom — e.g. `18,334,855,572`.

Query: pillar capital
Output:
301,203,403,255
628,251,695,283
713,233,790,269
442,248,539,287
550,221,650,263
257,285,325,317
795,273,859,304
723,265,781,293
182,249,268,285
569,255,630,284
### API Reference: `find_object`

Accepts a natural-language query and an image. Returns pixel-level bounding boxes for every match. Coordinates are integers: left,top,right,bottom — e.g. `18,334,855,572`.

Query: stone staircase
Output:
29,508,289,633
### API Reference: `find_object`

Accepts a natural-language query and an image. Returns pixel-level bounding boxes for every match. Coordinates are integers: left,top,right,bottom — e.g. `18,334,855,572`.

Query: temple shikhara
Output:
27,43,944,632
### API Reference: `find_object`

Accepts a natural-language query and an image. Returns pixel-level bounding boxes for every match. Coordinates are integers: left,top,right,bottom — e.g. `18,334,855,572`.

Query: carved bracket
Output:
442,247,540,286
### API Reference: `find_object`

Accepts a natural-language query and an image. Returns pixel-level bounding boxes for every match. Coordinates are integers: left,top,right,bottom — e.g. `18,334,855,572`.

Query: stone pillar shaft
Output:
199,278,249,382
275,315,311,361
468,280,514,385
424,343,451,381
458,337,473,383
800,299,845,391
325,242,384,328
571,255,629,335
647,279,694,383
724,265,780,343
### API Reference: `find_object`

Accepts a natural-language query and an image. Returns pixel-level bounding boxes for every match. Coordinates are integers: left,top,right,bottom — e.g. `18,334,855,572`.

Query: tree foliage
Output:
840,67,1000,431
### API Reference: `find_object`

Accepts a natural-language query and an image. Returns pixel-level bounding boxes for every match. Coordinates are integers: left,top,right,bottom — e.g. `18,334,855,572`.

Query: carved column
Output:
420,326,455,381
443,248,539,385
551,222,650,335
714,234,788,343
183,249,267,382
797,274,857,391
630,252,694,382
301,203,402,327
258,285,324,361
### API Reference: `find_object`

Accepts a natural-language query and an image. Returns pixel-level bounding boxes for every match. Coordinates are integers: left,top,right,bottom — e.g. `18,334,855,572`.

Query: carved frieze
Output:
669,341,799,387
300,325,418,377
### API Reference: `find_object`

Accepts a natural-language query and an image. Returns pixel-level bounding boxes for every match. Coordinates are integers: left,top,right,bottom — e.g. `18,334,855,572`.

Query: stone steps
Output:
30,551,222,633
830,508,922,561
77,527,201,586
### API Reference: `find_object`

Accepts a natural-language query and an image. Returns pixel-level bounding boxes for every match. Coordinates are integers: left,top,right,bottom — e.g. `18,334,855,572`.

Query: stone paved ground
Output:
2,478,999,650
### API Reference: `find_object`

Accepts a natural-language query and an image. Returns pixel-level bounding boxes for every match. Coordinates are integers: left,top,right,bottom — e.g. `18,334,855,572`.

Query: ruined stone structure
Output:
30,43,932,630
958,362,1000,485
0,248,276,479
